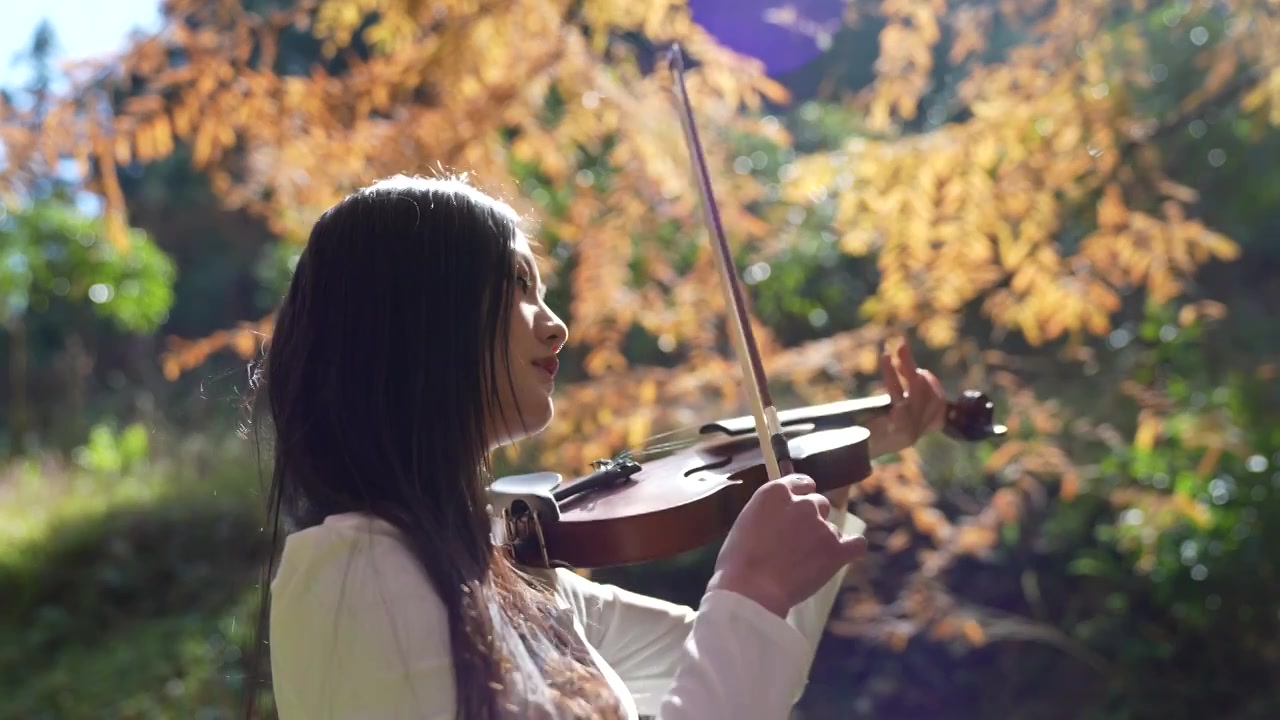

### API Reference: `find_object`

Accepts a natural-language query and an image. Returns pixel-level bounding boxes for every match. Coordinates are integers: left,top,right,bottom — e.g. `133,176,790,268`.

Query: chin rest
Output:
489,471,563,521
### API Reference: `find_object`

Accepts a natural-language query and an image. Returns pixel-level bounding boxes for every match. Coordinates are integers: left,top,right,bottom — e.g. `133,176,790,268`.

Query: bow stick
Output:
664,43,793,482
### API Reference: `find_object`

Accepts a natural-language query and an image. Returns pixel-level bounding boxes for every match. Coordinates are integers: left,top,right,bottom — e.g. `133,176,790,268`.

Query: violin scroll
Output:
944,390,1008,441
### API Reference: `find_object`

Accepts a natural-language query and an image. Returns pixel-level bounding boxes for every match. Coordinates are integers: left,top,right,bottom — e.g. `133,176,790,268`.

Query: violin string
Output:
598,409,755,462
638,423,707,443
602,430,716,463
610,413,763,461
618,437,700,461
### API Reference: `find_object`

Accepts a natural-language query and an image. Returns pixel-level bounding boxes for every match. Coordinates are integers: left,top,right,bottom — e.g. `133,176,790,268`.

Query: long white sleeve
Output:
554,506,863,715
653,589,813,719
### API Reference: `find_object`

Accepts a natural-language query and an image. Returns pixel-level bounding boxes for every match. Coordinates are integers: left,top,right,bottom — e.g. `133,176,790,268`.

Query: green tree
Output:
1,198,175,454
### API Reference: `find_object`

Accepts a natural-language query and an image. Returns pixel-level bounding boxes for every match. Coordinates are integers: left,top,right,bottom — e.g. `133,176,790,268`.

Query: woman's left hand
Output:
876,340,948,457
824,340,948,507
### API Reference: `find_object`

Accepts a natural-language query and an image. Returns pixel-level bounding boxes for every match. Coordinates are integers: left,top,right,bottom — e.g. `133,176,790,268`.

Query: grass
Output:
0,433,273,719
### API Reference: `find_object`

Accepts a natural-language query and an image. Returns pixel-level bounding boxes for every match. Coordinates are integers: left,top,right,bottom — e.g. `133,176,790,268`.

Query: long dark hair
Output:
241,175,622,718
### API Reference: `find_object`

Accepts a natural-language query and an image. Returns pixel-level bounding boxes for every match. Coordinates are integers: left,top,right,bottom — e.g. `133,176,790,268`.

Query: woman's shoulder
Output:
276,512,415,569
269,519,460,715
272,512,447,617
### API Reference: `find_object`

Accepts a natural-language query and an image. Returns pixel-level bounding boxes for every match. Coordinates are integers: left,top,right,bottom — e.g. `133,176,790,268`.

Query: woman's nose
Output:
543,308,568,352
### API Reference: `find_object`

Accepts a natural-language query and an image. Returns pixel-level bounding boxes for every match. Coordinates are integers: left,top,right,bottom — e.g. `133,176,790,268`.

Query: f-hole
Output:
683,455,732,479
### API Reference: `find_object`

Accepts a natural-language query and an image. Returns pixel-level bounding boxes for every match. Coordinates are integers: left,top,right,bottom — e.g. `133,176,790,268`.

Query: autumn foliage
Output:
2,0,1271,658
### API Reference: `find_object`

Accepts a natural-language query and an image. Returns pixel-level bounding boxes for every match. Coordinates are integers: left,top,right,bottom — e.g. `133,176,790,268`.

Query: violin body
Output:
489,391,1004,569
492,426,871,568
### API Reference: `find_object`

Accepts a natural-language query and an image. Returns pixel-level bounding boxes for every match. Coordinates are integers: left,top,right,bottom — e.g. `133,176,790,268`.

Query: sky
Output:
0,0,162,88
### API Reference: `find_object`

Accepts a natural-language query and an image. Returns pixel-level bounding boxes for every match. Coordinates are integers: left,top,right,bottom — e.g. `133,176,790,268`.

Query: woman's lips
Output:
532,356,558,379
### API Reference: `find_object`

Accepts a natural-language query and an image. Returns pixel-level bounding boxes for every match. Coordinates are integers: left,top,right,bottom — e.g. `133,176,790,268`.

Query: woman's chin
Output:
527,402,554,436
492,405,554,448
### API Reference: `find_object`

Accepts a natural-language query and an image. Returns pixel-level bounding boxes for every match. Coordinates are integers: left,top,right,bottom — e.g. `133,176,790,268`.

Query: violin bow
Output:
664,43,794,482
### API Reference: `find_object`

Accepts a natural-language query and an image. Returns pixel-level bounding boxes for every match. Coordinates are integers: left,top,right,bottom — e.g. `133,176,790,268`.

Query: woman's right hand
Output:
707,473,867,618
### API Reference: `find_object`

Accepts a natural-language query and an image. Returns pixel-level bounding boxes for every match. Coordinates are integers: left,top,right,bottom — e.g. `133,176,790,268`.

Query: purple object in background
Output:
688,0,845,75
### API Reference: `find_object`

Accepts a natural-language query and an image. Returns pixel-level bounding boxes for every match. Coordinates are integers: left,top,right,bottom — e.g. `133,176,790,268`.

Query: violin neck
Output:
700,394,894,436
701,390,1003,443
781,394,895,429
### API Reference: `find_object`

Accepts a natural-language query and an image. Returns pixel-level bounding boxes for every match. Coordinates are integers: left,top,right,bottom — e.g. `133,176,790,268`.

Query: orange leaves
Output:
953,525,998,556
6,0,1253,378
1080,196,1240,306
1181,49,1239,114
948,6,993,63
160,314,275,381
911,506,952,542
1096,184,1128,230
927,614,987,646
1177,299,1228,327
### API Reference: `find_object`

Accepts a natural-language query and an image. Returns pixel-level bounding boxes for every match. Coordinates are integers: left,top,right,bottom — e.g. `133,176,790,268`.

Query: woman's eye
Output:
516,274,531,292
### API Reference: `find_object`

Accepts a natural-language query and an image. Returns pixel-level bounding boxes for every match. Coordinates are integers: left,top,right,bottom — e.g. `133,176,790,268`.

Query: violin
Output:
489,44,1006,570
490,392,1004,568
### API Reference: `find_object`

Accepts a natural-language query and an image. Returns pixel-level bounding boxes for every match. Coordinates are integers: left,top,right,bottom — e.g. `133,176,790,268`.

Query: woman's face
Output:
488,233,568,449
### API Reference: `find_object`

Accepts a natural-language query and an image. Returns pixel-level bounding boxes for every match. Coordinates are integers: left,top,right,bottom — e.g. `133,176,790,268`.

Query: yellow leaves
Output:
969,133,1002,171
910,506,952,542
360,10,421,53
114,134,133,166
1240,67,1280,120
752,75,792,106
131,115,175,164
103,211,131,254
918,315,959,347
1059,468,1080,501
1178,300,1228,327
982,440,1024,474
1188,224,1241,263
1,0,1253,527
1180,49,1238,114
1155,177,1199,204
1195,445,1223,478
777,155,836,205
925,613,987,647
1096,184,1128,229
313,0,384,50
990,487,1023,523
1133,410,1162,451
954,525,998,557
949,5,993,63
93,128,131,251
884,527,914,554
791,64,1232,351
863,0,944,131
511,129,571,181
839,226,881,256
960,617,988,646
1081,199,1240,307
192,121,218,168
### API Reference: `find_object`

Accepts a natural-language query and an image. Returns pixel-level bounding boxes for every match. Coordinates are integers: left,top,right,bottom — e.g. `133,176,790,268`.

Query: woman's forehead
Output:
512,232,533,258
511,232,545,272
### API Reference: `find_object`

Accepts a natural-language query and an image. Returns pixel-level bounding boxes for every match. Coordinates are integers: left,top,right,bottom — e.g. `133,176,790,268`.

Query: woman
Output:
248,174,947,719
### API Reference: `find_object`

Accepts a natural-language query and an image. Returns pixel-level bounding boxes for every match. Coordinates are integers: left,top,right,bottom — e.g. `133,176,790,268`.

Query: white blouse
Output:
269,507,861,719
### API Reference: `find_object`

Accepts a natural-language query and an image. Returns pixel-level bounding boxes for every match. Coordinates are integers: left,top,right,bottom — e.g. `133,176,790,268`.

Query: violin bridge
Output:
589,451,632,471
